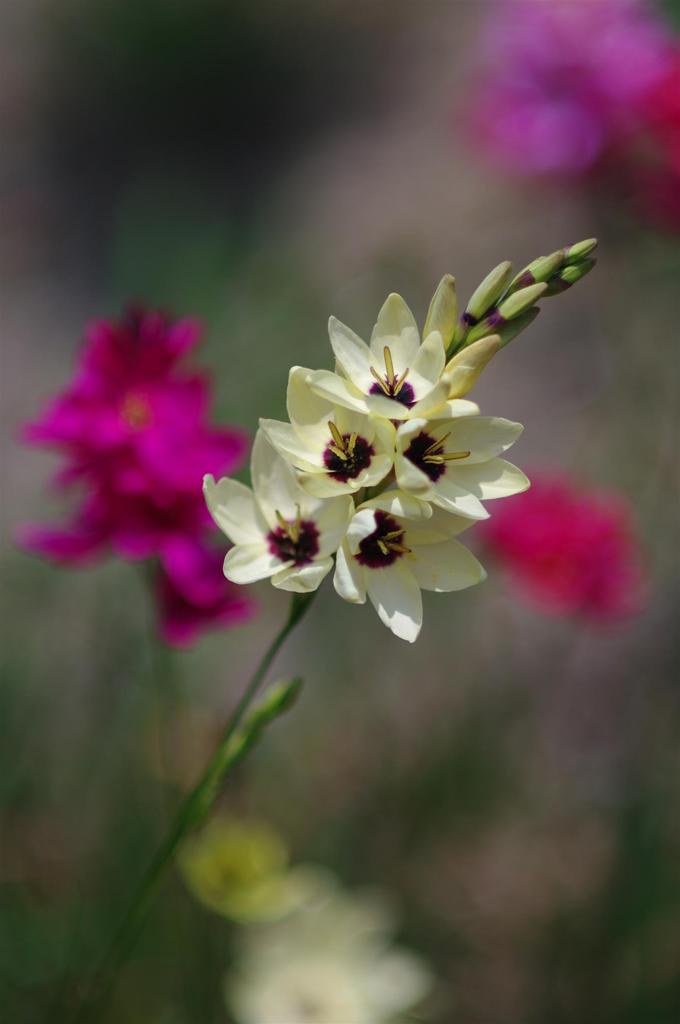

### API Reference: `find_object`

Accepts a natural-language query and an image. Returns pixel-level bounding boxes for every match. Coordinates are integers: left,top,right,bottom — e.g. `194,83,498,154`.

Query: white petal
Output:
404,506,474,544
394,449,432,496
314,494,354,557
328,316,374,389
408,379,450,419
250,430,308,526
359,452,394,487
223,543,283,584
366,562,423,643
297,472,360,498
333,405,374,439
271,557,333,593
333,542,367,604
370,293,420,370
203,475,265,544
307,369,370,414
411,537,486,592
448,457,530,498
372,415,397,453
364,391,413,420
438,398,480,418
423,274,457,349
360,488,433,520
445,416,524,464
285,366,332,434
258,418,322,472
445,335,501,398
346,508,380,553
410,329,446,385
430,475,490,520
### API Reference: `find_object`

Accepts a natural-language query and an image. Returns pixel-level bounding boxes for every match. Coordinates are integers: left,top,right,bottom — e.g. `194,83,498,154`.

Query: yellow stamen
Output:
370,366,391,395
348,432,357,454
328,444,348,461
377,539,390,555
383,345,396,386
275,510,288,532
328,420,345,451
393,369,409,396
387,542,412,555
441,450,471,461
424,431,451,455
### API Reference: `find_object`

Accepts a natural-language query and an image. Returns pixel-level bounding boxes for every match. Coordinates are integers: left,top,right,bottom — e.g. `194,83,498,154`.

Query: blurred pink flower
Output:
468,0,674,176
156,538,254,648
627,52,680,229
20,307,253,644
480,475,647,622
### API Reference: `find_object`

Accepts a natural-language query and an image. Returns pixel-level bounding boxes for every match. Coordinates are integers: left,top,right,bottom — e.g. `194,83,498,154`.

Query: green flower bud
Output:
465,260,513,322
545,258,596,295
562,238,598,265
508,250,564,293
464,306,540,347
496,282,547,321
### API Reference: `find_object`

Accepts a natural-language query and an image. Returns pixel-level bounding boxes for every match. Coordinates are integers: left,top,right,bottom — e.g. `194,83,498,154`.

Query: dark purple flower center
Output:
368,380,415,408
368,344,416,408
267,517,319,566
356,511,410,568
404,429,470,483
323,431,374,482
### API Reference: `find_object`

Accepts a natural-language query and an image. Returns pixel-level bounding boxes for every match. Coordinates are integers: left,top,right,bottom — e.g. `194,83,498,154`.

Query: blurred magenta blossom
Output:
481,474,647,622
468,0,674,177
629,52,680,228
20,308,254,645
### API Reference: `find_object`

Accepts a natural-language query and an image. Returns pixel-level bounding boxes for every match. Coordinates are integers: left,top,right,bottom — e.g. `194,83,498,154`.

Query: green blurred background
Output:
2,1,680,1021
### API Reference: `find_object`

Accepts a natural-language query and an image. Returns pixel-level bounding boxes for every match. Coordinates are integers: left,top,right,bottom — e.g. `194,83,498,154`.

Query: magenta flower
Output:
468,0,673,176
20,307,254,644
480,475,647,622
156,538,254,648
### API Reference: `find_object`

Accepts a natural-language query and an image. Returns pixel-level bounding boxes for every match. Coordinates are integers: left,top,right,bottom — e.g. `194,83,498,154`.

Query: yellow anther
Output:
387,541,412,555
382,529,404,540
328,444,348,461
348,432,357,454
441,450,471,461
383,346,396,386
328,420,345,450
377,539,390,555
393,369,409,396
275,510,288,532
424,431,450,456
369,366,391,395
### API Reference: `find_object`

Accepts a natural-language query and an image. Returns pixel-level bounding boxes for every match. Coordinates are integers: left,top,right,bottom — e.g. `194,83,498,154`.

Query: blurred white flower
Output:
226,880,433,1024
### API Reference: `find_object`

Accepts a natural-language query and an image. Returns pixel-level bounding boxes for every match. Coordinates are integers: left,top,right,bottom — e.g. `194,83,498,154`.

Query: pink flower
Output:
468,0,674,177
20,307,254,644
480,475,647,622
626,51,680,230
156,538,255,648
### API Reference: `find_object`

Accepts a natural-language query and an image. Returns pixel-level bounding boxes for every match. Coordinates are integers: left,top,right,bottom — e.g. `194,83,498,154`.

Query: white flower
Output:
226,881,433,1024
307,290,480,422
334,490,486,643
259,367,395,497
395,414,529,521
204,431,352,594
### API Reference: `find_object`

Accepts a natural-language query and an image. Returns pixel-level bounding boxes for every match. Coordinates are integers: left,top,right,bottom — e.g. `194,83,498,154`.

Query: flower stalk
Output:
69,591,315,1024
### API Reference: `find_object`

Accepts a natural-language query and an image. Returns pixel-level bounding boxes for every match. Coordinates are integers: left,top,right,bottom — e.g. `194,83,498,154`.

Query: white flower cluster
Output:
226,875,433,1024
205,278,530,642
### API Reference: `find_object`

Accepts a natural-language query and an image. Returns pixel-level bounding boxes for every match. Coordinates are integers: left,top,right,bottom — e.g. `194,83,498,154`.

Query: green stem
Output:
70,591,316,1024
